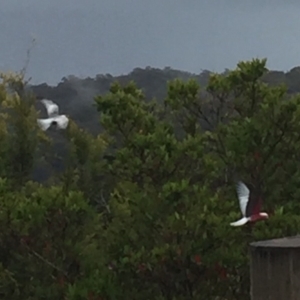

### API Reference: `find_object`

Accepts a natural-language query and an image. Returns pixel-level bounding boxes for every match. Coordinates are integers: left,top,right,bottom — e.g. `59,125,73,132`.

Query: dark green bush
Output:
1,59,300,299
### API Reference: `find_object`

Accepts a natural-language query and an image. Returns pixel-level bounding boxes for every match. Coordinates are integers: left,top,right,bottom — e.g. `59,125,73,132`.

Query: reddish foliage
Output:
57,275,65,287
20,235,31,246
214,263,227,280
137,263,146,273
194,254,201,264
254,151,261,161
43,240,52,255
176,247,182,256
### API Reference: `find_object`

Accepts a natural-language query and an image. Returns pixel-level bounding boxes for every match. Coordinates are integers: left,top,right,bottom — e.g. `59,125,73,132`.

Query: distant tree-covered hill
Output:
26,65,300,181
29,66,300,135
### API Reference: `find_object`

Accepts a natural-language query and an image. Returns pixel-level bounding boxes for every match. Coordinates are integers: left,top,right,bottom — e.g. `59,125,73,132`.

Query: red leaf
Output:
137,263,146,272
254,151,261,160
57,275,65,287
194,255,201,264
20,235,31,245
219,267,227,279
214,263,227,279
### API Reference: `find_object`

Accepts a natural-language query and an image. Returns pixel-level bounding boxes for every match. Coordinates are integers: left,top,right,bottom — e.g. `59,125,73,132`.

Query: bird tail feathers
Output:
230,217,249,227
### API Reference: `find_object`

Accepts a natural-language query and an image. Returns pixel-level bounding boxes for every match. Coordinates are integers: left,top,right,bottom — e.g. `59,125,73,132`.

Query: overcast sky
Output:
1,0,300,85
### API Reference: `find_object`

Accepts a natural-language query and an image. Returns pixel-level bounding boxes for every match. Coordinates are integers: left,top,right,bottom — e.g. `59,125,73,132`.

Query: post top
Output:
250,235,300,249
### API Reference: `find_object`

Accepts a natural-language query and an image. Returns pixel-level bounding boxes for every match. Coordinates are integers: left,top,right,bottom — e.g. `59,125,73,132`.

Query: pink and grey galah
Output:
230,181,269,226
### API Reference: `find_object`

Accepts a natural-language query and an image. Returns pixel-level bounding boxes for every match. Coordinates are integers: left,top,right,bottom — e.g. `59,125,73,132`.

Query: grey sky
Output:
1,0,300,85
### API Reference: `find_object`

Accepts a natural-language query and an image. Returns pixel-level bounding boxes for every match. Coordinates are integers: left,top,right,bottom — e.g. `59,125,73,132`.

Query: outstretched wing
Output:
55,115,69,129
235,181,250,217
37,118,54,131
41,99,59,117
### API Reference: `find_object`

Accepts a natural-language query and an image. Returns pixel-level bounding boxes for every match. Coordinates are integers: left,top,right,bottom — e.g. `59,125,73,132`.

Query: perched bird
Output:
230,181,269,226
37,99,69,131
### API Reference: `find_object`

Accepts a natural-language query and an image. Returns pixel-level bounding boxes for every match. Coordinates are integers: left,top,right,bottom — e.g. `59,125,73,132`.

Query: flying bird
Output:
37,99,69,131
230,181,268,226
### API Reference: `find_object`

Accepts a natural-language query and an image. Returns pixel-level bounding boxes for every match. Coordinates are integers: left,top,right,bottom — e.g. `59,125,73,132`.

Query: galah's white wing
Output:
236,181,250,217
37,118,54,131
41,99,59,117
230,217,250,227
54,115,69,129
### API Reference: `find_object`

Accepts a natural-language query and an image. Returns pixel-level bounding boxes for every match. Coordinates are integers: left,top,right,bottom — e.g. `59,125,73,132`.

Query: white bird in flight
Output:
230,181,269,227
37,99,69,131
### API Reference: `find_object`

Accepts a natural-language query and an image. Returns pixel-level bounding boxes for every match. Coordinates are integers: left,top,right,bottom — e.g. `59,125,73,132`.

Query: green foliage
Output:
94,58,300,299
2,58,300,299
0,182,106,299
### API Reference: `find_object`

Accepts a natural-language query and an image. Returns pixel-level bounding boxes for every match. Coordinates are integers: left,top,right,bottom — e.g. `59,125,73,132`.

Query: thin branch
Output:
20,37,36,79
28,247,68,278
100,189,111,213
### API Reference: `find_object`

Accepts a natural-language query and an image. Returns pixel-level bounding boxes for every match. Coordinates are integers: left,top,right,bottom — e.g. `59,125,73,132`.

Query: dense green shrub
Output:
1,59,300,299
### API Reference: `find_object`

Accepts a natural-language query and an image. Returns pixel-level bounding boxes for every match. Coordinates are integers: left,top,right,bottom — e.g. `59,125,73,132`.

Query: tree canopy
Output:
1,58,300,299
